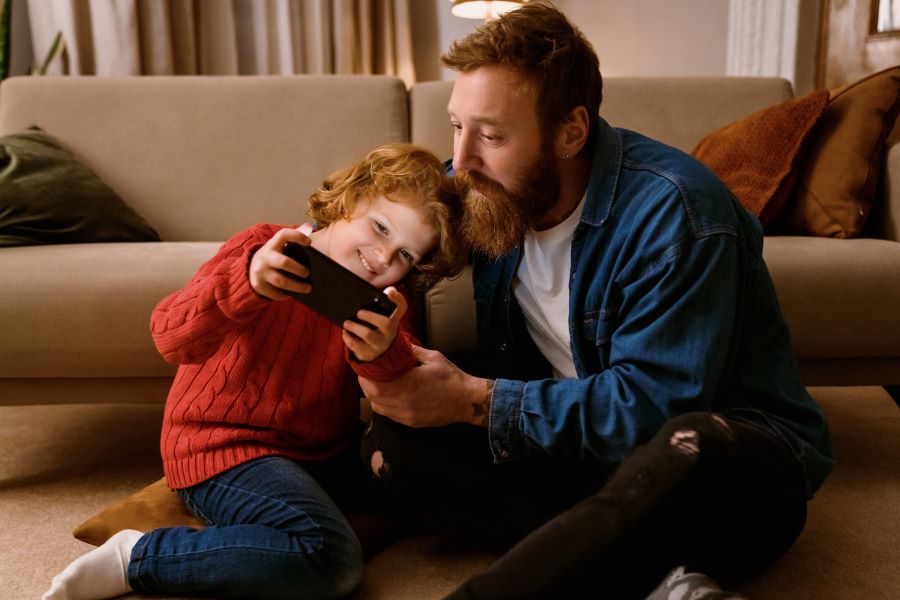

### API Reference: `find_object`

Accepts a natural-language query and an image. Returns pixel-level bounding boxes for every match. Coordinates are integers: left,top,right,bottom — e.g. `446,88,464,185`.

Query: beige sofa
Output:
2,75,900,598
1,75,898,412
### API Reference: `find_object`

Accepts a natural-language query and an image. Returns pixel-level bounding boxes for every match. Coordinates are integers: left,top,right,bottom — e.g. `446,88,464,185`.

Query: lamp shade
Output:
450,0,524,20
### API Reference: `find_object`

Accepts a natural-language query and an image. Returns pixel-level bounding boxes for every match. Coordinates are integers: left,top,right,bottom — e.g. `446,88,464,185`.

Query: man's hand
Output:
342,287,407,362
359,345,494,428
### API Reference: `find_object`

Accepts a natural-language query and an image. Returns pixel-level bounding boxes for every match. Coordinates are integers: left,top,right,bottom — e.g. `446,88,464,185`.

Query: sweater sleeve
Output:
349,287,421,382
150,224,277,364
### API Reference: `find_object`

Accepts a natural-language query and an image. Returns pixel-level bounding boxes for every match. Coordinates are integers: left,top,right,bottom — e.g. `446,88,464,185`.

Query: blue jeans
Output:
127,454,365,600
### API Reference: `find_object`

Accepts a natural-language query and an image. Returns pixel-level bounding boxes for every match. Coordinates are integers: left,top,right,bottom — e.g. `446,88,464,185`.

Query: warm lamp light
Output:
450,0,525,21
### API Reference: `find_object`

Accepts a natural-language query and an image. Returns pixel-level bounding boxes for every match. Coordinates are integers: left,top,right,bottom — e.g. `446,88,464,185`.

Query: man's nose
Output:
452,132,482,173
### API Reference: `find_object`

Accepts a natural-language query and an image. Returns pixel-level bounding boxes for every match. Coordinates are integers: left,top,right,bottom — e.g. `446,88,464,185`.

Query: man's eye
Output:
482,133,500,143
450,122,462,132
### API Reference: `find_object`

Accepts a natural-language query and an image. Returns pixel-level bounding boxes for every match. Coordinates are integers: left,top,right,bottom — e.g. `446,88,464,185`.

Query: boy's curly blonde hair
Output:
307,143,467,291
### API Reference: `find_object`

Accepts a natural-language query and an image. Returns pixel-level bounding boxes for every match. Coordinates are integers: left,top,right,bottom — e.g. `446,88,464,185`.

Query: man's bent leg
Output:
361,413,610,553
446,412,807,599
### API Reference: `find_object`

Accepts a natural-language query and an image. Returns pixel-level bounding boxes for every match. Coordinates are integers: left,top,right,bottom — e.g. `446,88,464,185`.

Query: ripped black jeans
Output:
361,412,807,599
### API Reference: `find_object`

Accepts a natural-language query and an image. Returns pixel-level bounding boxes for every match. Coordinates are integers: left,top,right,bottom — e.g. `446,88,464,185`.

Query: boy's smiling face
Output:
312,194,437,289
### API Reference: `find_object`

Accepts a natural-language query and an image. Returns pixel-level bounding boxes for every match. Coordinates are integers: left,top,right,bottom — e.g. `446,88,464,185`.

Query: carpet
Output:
1,386,897,599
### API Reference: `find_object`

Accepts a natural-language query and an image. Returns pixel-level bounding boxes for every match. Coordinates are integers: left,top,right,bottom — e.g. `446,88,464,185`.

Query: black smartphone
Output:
281,242,396,328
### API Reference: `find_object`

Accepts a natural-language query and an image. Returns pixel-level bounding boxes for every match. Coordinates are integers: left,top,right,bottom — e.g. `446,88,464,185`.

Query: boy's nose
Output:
374,247,392,267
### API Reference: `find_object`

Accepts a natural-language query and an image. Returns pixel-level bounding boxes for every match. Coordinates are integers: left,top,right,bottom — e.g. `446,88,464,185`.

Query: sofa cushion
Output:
762,236,900,359
0,128,159,247
0,76,410,242
409,78,795,158
691,89,829,226
773,66,900,238
0,242,220,378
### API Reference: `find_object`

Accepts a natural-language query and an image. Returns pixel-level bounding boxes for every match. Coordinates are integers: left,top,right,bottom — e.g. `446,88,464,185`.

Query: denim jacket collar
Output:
580,117,622,228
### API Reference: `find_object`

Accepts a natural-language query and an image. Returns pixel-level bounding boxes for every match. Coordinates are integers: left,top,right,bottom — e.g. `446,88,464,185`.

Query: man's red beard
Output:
457,149,560,259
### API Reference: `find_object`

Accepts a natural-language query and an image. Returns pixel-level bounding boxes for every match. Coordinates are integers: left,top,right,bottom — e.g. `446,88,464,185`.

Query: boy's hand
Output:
249,224,314,300
342,287,407,362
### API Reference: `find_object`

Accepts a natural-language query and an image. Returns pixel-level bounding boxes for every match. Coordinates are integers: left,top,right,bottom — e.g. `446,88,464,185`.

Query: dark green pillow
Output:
0,128,159,246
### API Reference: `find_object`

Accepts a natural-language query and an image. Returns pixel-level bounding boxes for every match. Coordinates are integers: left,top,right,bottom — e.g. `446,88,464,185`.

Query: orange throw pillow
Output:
774,66,900,237
691,89,829,226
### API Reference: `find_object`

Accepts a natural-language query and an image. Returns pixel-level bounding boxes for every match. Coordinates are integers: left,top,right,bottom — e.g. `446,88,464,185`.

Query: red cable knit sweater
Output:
151,224,418,489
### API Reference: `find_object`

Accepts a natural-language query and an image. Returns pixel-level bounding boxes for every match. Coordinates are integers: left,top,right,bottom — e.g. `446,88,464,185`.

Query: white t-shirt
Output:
512,195,585,379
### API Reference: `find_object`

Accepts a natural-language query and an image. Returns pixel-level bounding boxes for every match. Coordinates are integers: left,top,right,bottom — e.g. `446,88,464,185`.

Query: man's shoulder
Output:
615,128,721,193
611,128,749,240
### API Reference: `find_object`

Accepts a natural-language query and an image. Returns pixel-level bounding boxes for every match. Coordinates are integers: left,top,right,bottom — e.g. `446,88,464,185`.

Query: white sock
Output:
42,529,143,600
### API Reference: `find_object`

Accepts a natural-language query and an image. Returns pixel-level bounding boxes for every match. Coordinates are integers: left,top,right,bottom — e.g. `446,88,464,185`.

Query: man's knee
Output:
360,416,411,483
658,412,737,459
368,449,393,480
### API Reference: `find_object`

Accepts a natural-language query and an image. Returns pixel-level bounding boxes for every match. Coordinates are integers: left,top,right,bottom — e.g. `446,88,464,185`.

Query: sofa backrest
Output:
410,76,794,158
0,75,409,241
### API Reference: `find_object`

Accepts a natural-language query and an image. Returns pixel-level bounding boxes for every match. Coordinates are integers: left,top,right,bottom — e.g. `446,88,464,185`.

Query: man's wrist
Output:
468,378,494,428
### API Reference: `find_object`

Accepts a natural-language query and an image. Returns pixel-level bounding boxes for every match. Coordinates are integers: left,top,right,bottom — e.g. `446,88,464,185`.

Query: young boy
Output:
43,143,466,600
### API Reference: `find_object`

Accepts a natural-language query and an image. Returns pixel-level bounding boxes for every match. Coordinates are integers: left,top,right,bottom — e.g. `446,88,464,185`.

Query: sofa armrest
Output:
881,142,900,242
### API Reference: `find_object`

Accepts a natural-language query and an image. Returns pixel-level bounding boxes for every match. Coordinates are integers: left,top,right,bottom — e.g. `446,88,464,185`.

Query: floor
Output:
2,386,898,600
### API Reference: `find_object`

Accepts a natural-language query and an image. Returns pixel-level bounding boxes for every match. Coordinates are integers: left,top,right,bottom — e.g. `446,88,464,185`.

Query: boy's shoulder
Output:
230,223,297,244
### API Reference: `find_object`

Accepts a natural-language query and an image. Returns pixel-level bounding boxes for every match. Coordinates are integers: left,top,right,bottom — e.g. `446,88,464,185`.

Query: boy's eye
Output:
374,221,388,235
400,250,414,262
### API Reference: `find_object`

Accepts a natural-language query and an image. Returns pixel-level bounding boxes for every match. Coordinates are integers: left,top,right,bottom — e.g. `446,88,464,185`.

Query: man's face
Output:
448,65,560,257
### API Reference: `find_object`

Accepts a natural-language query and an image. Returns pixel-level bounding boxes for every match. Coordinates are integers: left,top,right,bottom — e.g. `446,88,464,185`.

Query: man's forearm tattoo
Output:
471,380,494,428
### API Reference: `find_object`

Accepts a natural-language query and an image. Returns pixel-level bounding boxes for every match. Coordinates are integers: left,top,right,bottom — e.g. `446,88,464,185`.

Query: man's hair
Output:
307,143,466,291
442,2,602,150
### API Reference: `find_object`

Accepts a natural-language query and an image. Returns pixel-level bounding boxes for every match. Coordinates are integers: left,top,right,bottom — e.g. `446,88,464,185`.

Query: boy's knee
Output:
282,535,364,600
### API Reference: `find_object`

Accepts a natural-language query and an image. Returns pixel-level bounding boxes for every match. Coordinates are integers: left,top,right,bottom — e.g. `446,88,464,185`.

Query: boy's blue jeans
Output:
127,453,366,600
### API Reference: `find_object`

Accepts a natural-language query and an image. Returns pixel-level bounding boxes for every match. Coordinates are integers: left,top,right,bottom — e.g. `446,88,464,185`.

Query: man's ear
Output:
556,106,590,159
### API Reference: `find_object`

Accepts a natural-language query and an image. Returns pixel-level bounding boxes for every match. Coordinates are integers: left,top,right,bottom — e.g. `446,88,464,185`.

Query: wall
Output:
556,0,729,78
414,0,730,81
414,0,818,93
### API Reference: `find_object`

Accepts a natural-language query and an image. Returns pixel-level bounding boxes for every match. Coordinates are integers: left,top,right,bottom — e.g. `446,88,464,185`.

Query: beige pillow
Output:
773,66,900,237
73,478,204,546
691,89,829,226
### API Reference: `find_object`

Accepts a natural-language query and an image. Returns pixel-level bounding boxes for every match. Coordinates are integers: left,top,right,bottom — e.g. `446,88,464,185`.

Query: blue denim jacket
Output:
471,118,835,498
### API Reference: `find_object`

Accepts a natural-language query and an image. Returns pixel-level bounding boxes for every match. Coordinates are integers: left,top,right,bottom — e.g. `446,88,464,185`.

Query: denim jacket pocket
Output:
580,309,614,371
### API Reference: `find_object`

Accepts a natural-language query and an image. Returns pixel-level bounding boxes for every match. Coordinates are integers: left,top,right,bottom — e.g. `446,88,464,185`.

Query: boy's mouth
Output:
358,250,378,275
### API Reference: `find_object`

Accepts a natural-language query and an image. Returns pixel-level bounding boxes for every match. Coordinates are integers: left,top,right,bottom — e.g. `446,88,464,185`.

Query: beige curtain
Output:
27,0,416,85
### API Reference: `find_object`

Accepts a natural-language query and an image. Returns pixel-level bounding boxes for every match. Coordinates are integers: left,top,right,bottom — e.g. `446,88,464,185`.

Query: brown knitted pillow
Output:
691,89,829,227
73,478,204,546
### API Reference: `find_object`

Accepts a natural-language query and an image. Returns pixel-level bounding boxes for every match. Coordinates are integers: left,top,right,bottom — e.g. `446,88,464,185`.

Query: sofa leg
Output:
885,385,900,408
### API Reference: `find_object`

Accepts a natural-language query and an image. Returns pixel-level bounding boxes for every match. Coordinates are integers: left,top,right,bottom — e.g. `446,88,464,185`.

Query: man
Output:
360,3,835,598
